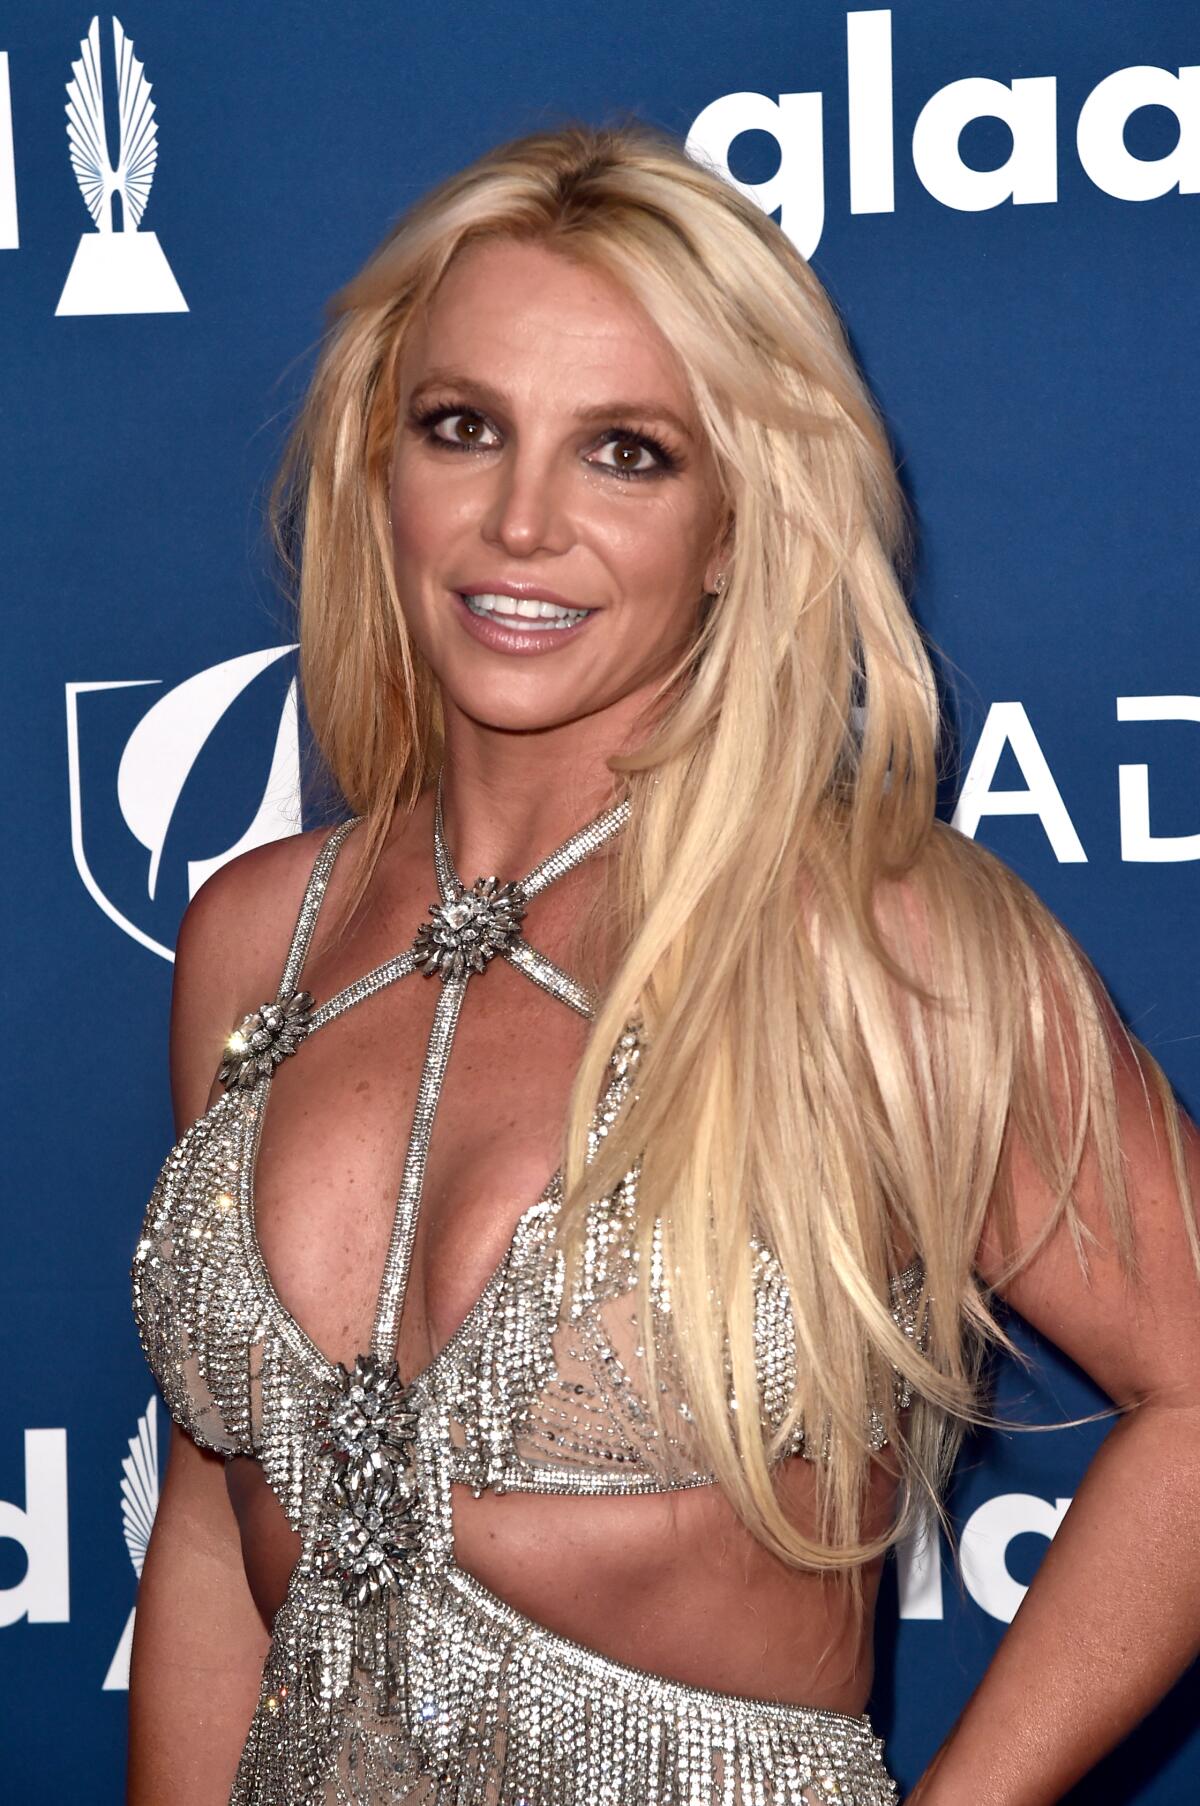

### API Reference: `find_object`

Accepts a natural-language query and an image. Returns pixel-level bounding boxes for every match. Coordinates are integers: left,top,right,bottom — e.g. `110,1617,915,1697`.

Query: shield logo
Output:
66,644,303,961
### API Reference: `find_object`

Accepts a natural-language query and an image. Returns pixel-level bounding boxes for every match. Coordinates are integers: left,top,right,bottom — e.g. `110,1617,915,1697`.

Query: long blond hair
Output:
270,120,1196,1585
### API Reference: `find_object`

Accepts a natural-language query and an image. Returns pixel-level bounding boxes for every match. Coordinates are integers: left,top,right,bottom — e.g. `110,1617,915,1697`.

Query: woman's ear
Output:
703,511,735,595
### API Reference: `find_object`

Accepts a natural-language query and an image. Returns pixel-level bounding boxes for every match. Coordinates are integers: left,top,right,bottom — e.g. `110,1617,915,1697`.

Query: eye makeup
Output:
404,397,683,482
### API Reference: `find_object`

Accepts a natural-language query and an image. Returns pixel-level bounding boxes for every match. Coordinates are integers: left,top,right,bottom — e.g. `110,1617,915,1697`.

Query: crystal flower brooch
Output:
411,877,526,981
218,990,314,1090
313,1353,424,1606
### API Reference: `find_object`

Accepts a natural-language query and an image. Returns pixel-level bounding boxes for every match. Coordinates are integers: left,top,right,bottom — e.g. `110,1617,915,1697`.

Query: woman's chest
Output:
250,957,594,1378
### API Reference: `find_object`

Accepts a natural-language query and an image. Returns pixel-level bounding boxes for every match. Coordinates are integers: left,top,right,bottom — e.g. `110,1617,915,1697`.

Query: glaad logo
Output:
688,8,1199,258
103,1395,161,1691
66,645,303,961
57,14,187,316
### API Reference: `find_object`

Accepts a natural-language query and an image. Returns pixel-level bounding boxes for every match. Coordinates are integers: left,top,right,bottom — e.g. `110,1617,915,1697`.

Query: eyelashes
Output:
406,401,681,481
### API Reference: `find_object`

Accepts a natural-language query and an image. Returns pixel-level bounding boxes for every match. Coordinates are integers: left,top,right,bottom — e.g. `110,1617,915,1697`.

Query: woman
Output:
127,123,1200,1805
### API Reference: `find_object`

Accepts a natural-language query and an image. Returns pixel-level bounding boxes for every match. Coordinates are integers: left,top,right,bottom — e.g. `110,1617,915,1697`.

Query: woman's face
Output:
388,237,727,739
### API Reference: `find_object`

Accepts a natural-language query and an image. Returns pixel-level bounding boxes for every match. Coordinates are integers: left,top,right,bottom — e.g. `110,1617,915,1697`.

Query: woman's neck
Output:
435,707,637,881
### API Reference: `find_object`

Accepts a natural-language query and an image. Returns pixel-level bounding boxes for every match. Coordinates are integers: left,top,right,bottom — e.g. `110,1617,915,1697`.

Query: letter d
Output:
0,1429,69,1625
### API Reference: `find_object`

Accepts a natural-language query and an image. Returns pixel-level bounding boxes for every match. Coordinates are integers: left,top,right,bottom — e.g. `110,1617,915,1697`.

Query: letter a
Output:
952,702,1086,862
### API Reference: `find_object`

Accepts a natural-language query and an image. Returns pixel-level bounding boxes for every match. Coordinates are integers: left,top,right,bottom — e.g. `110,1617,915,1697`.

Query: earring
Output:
713,572,727,596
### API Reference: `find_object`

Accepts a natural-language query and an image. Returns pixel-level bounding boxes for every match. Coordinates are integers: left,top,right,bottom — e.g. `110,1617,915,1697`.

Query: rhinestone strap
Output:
502,938,595,1017
370,972,469,1362
307,950,418,1033
277,817,361,1002
432,773,626,1015
368,776,630,1368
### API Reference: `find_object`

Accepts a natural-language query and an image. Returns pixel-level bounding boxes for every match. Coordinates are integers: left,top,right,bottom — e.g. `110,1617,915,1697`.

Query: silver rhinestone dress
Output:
132,793,921,1805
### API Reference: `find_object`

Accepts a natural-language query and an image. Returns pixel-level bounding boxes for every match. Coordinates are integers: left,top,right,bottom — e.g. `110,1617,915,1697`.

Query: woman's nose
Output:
480,444,573,559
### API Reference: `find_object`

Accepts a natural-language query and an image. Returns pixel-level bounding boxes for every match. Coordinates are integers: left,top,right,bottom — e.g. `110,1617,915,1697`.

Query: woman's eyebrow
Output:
406,370,695,442
573,398,695,441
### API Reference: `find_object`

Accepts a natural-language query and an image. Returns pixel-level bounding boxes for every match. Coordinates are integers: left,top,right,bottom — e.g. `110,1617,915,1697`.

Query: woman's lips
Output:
459,580,585,611
452,590,595,655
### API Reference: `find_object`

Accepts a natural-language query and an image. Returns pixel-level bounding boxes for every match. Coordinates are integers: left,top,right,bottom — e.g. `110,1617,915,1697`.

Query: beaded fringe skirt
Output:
231,1560,900,1806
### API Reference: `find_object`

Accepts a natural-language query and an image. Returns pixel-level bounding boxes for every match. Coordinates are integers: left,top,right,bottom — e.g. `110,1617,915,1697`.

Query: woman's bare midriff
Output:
220,803,901,1717
226,1452,893,1714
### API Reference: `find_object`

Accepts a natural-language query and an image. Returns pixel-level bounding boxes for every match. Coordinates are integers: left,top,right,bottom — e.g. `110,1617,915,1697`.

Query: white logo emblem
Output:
103,1395,161,1691
688,9,1199,259
0,51,17,250
66,645,303,960
57,15,187,316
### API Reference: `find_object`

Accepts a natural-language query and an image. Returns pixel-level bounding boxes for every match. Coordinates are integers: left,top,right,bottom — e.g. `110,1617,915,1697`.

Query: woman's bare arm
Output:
126,1428,270,1804
125,836,321,1803
908,1001,1200,1805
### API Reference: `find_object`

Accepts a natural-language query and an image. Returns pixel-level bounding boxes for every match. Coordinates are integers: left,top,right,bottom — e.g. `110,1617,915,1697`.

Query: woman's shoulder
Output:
876,818,1054,941
168,820,360,1130
174,822,349,996
862,819,1078,1030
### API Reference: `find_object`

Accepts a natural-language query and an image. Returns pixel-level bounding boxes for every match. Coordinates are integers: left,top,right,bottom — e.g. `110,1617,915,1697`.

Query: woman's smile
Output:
453,589,595,654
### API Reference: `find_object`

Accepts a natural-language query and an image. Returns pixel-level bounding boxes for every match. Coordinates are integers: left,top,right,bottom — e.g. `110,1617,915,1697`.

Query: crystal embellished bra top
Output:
131,787,924,1806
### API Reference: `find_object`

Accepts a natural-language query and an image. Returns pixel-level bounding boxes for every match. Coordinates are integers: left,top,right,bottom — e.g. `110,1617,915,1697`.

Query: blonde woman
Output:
127,124,1200,1806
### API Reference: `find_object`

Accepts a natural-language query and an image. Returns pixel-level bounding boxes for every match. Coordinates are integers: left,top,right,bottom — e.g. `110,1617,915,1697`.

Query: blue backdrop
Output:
2,3,1197,1799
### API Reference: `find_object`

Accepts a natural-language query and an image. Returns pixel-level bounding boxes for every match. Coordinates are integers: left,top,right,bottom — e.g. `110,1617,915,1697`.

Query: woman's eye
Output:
413,410,673,477
428,410,499,450
590,433,662,477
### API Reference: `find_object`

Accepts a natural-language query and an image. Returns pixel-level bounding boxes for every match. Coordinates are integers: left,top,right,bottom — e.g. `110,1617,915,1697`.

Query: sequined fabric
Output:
132,804,914,1805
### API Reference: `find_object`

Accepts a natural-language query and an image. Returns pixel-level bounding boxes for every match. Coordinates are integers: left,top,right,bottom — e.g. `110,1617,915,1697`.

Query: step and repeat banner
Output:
1,3,1197,1800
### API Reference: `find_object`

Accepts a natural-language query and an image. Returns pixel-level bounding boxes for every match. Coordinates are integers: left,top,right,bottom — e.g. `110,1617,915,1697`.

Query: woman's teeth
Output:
460,592,590,629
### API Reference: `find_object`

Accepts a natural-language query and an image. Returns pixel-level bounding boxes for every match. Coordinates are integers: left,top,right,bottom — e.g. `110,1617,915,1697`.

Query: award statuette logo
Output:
103,1395,162,1691
56,15,187,317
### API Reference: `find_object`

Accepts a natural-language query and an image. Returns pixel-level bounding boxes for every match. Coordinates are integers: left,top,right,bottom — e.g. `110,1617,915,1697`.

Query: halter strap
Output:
433,775,629,1017
370,776,629,1363
275,817,361,1004
243,781,630,1372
